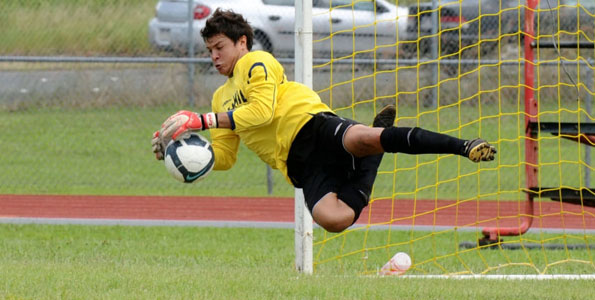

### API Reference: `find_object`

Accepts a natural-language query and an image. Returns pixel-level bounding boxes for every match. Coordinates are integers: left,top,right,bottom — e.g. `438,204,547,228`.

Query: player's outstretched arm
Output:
152,110,233,160
160,110,218,141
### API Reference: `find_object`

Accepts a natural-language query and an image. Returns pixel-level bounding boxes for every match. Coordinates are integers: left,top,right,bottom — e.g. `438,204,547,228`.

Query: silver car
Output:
148,0,408,57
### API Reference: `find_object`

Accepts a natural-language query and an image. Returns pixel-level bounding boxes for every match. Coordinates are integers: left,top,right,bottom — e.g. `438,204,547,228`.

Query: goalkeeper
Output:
151,9,496,233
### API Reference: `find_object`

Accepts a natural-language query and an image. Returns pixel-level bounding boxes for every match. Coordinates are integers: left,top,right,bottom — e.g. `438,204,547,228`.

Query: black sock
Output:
379,127,466,155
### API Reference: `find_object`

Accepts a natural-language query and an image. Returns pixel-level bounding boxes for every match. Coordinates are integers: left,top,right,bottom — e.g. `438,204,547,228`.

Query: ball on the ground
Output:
164,132,214,183
391,252,412,274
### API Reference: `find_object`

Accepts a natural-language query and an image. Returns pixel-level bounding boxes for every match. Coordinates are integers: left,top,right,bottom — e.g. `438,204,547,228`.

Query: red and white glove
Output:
151,130,165,160
159,110,218,145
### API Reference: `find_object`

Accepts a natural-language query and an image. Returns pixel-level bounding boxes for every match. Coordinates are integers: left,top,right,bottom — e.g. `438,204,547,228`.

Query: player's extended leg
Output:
312,106,496,232
343,113,496,161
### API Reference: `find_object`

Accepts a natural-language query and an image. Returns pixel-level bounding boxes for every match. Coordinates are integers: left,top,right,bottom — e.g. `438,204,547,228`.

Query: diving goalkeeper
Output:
151,9,496,233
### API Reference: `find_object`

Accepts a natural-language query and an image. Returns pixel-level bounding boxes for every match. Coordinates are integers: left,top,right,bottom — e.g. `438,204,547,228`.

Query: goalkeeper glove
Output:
159,110,218,147
151,130,165,160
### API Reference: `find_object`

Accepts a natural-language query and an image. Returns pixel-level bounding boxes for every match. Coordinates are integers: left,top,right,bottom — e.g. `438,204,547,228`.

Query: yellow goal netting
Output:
308,0,595,276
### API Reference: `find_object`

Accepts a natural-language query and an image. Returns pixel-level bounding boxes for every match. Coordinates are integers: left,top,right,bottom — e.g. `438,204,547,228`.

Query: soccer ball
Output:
164,132,214,183
379,252,412,276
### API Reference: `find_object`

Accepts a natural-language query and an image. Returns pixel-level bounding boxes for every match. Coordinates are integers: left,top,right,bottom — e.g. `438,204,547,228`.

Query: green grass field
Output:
0,224,593,299
1,103,594,299
1,0,156,56
0,105,295,197
1,101,592,200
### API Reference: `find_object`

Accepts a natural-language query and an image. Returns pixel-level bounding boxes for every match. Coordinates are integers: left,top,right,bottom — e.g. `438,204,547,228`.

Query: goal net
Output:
295,0,595,276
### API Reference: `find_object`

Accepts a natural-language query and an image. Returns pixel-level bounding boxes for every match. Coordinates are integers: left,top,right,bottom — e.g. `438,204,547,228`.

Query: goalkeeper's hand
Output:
159,110,218,147
151,130,165,160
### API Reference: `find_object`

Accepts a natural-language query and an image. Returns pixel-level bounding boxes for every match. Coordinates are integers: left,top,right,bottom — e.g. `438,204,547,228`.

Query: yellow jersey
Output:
209,51,331,182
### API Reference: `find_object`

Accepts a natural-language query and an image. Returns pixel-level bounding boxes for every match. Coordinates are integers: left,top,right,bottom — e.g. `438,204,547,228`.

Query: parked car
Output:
402,2,469,56
513,0,595,36
148,0,408,58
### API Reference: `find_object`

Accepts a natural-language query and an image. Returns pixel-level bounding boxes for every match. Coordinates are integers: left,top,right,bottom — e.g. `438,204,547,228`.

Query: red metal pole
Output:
482,0,539,241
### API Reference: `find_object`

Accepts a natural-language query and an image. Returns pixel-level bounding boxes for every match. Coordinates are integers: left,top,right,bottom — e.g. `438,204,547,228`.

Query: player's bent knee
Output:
312,197,355,233
317,215,353,233
344,125,384,157
313,209,353,233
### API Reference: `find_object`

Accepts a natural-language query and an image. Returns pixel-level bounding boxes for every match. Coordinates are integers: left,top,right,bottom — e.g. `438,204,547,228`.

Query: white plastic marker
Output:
379,252,412,276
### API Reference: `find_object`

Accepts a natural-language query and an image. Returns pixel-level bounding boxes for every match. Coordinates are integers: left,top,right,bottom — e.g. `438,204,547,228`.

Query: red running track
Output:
1,194,594,231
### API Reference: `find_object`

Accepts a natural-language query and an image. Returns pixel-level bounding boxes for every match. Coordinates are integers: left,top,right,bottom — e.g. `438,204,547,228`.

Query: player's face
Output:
206,34,248,77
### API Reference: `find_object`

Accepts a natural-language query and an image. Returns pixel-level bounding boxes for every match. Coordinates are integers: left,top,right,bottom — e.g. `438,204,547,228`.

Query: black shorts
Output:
286,112,380,222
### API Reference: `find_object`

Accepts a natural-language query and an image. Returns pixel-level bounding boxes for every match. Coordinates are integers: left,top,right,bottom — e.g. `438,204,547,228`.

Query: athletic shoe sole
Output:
465,138,497,162
373,105,396,128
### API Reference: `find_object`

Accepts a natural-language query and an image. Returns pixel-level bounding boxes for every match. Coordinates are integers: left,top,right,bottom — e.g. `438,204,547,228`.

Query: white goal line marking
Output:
399,275,595,280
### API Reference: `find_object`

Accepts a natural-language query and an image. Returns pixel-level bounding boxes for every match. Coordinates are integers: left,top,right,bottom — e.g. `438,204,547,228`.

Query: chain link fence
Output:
1,0,594,197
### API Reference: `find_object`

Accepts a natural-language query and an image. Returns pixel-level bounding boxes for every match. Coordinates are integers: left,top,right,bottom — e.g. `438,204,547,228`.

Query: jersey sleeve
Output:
209,128,239,170
210,87,240,170
229,55,280,132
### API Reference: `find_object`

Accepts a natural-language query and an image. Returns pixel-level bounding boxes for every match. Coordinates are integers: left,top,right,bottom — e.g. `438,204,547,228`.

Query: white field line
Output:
3,217,594,279
399,275,595,280
0,217,295,228
0,217,594,235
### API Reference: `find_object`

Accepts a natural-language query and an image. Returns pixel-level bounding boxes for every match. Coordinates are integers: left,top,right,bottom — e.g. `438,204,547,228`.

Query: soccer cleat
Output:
463,138,497,162
373,105,396,128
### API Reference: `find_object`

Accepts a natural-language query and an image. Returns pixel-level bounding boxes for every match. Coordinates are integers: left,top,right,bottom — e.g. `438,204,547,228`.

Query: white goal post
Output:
293,0,314,274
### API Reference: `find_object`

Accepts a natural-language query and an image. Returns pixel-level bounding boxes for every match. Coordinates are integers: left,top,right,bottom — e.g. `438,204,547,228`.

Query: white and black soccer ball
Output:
164,132,214,183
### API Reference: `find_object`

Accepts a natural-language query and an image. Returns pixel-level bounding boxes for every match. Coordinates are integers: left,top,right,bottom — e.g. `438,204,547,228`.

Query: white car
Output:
148,0,408,57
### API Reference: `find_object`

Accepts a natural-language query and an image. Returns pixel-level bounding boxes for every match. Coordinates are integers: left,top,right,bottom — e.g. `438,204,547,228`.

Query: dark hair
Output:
200,8,254,50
